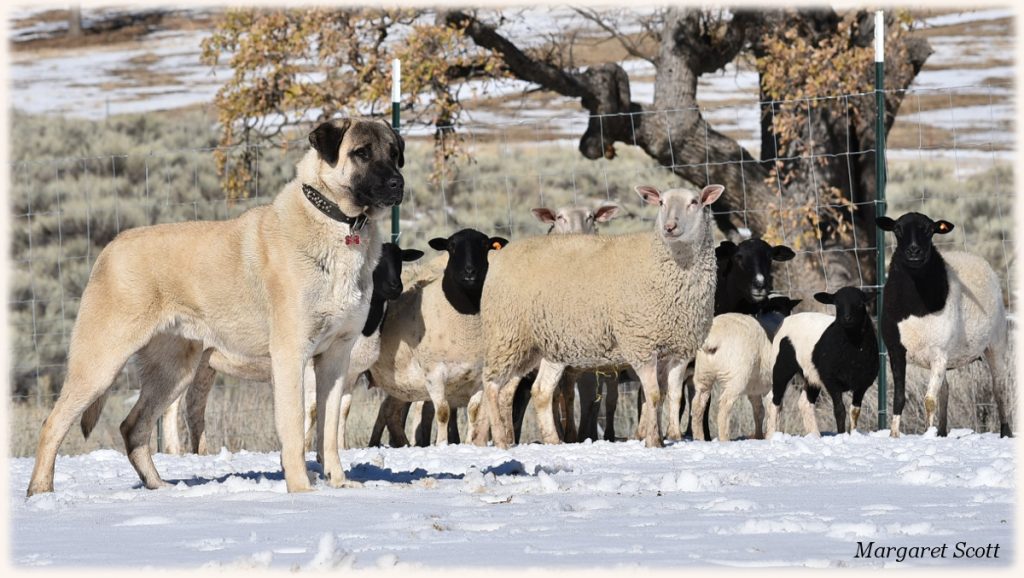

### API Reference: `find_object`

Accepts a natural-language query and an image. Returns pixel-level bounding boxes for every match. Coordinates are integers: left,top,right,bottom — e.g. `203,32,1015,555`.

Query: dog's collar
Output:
302,183,368,232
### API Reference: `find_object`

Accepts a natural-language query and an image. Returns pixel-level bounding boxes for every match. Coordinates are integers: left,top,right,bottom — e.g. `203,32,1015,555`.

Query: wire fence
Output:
7,82,1015,453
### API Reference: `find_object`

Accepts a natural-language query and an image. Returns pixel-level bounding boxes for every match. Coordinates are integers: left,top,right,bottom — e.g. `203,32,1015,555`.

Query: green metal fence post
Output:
391,59,401,244
874,10,889,431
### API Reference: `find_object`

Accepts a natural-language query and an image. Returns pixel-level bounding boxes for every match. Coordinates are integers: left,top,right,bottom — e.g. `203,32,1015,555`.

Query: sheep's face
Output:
428,229,509,292
373,242,424,301
634,184,724,245
531,203,620,235
815,287,872,330
716,239,796,303
877,212,954,270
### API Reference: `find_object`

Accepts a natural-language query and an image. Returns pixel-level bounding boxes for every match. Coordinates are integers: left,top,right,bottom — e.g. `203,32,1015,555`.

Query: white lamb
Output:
479,184,723,448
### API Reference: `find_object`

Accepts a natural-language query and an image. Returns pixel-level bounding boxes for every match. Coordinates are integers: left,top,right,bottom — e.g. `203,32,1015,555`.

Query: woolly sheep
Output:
765,287,878,438
369,229,508,445
876,212,1013,437
691,295,801,441
479,184,723,448
521,201,623,443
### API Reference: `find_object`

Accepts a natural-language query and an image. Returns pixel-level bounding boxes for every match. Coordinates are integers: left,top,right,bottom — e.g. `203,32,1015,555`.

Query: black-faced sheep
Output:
876,212,1013,437
369,229,508,445
765,287,878,437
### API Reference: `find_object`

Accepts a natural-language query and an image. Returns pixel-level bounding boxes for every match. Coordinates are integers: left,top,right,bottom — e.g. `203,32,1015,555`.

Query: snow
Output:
9,432,1014,568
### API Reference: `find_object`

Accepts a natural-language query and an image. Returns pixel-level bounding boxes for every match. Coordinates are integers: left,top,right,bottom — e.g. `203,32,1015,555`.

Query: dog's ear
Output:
383,121,405,168
309,120,350,166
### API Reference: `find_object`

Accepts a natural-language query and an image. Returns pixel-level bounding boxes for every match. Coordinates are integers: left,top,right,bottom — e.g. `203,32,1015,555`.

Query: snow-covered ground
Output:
9,431,1014,569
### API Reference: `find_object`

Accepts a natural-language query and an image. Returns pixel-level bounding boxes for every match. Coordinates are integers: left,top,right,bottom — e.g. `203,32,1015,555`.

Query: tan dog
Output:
27,118,405,495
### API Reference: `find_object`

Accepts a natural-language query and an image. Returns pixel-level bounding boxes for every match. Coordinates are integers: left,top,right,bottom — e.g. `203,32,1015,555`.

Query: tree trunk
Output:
448,8,931,307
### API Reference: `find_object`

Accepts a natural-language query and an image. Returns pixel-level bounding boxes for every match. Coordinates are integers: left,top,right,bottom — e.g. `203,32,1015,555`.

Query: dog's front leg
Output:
314,337,357,488
270,344,313,493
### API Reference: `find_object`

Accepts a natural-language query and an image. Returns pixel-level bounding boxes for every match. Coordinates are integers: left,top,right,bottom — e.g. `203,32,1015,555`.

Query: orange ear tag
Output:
492,242,503,250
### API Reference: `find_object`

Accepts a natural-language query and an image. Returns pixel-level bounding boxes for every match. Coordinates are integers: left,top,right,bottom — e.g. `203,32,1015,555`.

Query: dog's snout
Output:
387,176,403,190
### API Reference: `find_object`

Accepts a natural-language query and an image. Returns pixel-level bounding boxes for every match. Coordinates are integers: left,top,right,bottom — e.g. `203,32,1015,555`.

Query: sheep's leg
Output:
576,372,599,441
558,374,578,443
532,359,567,445
799,386,821,438
664,362,688,441
923,354,949,434
888,344,908,438
484,378,516,449
749,394,766,440
826,386,846,434
467,390,488,446
691,367,713,441
160,395,184,455
413,401,432,447
185,360,217,454
511,374,533,444
767,343,799,439
984,340,1013,437
425,367,452,446
635,357,664,448
937,375,950,438
497,380,518,444
716,391,738,442
850,386,867,434
603,373,619,442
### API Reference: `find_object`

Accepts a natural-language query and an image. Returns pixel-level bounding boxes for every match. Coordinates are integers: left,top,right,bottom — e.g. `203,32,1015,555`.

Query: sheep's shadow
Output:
147,459,531,489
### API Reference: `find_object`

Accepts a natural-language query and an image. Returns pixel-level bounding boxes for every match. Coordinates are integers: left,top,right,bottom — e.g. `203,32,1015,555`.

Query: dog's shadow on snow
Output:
152,459,531,489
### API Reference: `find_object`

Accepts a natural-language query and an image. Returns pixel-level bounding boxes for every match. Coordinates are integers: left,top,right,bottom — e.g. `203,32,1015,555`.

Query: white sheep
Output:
877,212,1013,437
691,296,801,441
479,184,723,448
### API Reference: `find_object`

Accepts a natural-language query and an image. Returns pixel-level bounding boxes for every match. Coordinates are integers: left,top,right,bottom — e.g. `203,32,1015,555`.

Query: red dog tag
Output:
345,235,360,245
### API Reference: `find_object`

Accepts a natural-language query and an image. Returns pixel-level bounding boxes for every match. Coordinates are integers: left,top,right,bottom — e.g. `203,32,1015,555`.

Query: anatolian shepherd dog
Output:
26,118,405,495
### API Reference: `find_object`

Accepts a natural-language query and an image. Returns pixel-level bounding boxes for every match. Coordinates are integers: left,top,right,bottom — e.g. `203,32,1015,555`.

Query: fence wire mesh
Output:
7,82,1015,453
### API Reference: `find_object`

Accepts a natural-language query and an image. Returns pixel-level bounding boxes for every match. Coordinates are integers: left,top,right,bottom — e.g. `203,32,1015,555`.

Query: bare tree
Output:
443,7,931,301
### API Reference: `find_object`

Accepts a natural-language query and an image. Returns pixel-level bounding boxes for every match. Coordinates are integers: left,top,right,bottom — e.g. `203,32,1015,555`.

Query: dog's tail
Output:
80,391,110,439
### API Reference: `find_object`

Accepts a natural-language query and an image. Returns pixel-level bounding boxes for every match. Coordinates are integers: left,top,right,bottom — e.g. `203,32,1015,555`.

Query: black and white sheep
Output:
877,212,1013,437
765,287,878,438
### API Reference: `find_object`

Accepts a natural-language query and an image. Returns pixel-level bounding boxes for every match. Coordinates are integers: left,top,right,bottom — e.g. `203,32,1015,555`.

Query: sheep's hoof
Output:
889,429,901,439
1000,423,1013,438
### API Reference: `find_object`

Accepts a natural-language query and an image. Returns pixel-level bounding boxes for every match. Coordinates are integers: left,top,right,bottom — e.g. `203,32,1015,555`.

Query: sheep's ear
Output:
813,292,834,305
593,204,620,222
700,184,725,206
531,208,556,224
401,249,425,262
489,237,509,251
634,185,661,205
428,237,448,252
715,241,738,260
788,298,803,310
934,220,954,235
309,120,350,166
876,216,897,231
772,245,796,262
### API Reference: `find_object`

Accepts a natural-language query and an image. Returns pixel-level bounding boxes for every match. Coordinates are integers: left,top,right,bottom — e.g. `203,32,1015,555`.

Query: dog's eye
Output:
353,147,370,159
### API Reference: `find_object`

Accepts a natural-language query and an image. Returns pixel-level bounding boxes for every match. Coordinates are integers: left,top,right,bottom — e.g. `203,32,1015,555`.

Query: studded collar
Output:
302,183,368,232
